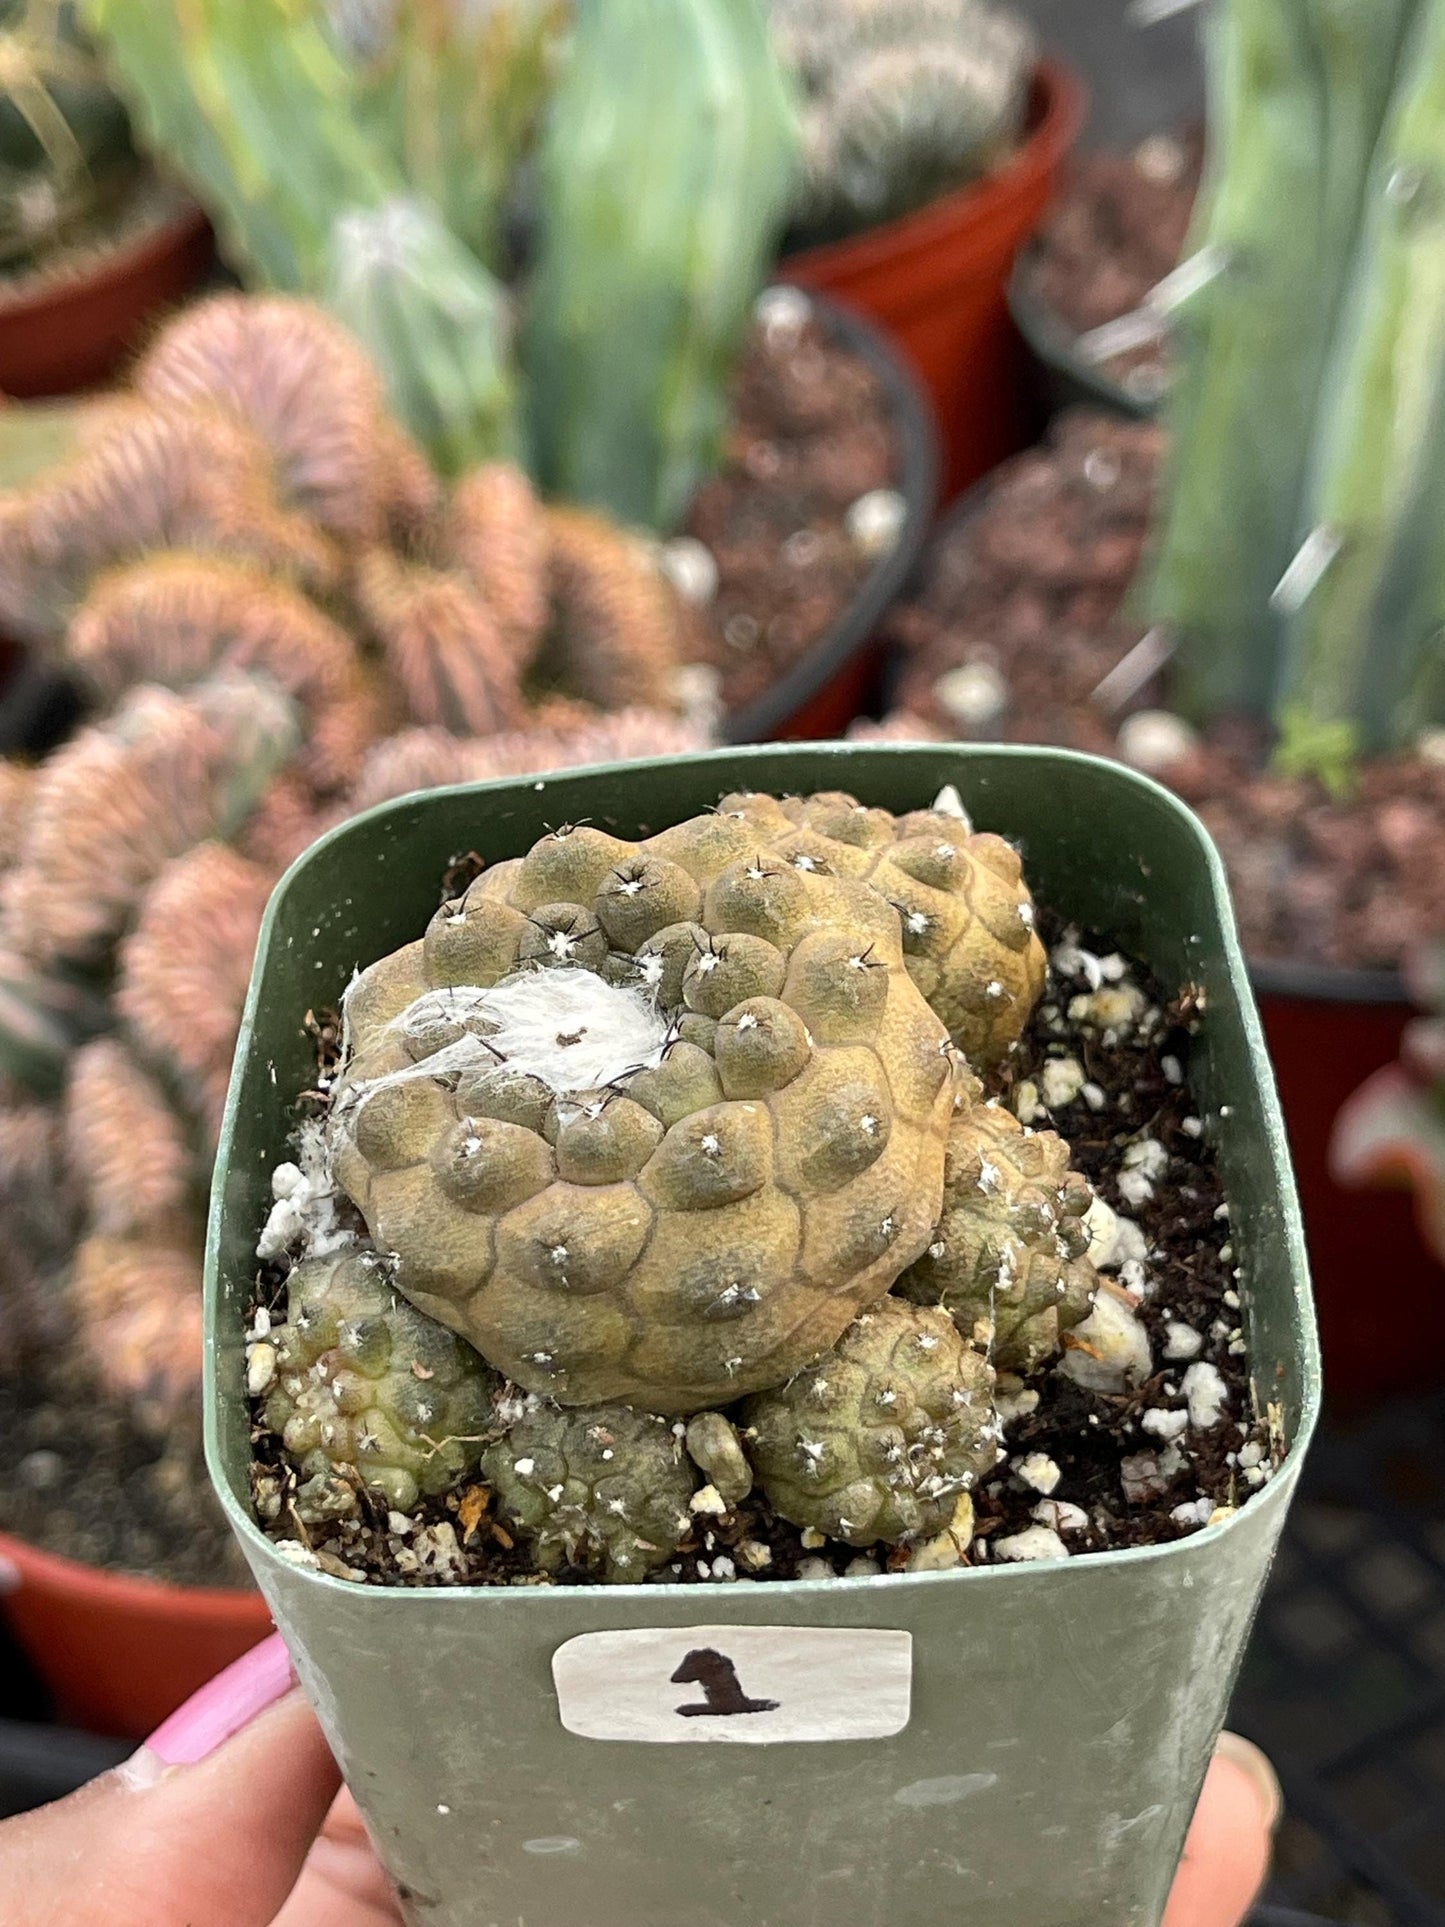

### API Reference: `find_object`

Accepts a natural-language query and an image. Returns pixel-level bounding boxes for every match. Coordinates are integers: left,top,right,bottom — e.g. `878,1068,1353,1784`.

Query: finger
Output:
2,1633,341,1927
272,1790,405,1927
1164,1733,1282,1927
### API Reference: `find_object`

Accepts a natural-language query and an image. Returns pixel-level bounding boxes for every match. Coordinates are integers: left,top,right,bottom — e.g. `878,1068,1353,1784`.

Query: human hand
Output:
1,1632,400,1926
1166,1730,1283,1926
0,1633,1279,1926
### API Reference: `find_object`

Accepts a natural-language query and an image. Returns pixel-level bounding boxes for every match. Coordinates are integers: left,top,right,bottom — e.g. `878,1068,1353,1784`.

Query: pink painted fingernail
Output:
119,1632,295,1787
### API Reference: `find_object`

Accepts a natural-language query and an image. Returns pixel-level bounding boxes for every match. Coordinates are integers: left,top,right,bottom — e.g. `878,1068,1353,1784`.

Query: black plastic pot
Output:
721,291,939,746
1007,252,1163,423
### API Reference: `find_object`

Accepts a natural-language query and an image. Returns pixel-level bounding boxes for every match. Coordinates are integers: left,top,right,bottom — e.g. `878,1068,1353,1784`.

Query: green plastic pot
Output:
206,744,1319,1927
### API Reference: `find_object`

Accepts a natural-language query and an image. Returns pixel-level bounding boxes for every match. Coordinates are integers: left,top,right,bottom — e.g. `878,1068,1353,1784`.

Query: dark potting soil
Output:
685,304,899,716
1025,130,1203,400
0,1353,249,1588
888,410,1445,973
244,906,1278,1589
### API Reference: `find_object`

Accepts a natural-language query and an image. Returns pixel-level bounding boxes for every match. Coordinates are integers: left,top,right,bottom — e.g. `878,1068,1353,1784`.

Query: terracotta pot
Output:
0,197,213,399
781,62,1085,501
1253,963,1443,1413
0,1529,270,1742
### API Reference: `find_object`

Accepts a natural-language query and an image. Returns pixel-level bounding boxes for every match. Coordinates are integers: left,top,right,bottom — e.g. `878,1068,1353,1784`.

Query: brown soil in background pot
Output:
684,309,899,716
887,410,1445,974
1025,130,1203,400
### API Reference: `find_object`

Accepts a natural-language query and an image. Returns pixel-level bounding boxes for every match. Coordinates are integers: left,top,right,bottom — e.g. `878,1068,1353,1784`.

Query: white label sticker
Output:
551,1625,912,1743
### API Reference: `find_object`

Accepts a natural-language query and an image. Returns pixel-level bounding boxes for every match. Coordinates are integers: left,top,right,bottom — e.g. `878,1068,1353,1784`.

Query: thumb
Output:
2,1632,342,1927
1165,1732,1283,1927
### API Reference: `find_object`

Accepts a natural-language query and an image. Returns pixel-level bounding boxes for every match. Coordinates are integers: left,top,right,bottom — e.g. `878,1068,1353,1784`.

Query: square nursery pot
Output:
206,744,1320,1927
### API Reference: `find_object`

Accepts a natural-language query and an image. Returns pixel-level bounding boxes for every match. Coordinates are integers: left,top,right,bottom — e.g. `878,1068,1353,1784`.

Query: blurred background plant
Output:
1333,944,1445,1264
0,288,700,1436
0,0,136,283
768,0,1037,248
1144,0,1445,785
84,0,799,534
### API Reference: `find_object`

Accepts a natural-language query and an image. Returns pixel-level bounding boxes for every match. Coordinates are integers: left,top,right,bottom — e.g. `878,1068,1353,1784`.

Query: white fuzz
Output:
380,971,670,1095
258,1120,351,1263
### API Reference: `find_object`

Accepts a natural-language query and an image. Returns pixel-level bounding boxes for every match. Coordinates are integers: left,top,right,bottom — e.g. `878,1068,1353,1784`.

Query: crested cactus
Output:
0,288,700,1440
769,0,1036,247
330,800,966,1411
264,1244,497,1515
1144,0,1445,773
2,677,299,968
482,1400,697,1581
740,1297,1000,1546
897,1084,1098,1371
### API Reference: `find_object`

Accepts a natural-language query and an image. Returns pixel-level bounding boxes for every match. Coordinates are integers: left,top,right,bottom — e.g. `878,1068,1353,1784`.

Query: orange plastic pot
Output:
0,198,213,399
781,61,1085,501
0,1530,270,1742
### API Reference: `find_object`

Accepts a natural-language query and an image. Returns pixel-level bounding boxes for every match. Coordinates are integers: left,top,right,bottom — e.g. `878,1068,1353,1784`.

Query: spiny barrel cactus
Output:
482,1400,697,1582
740,1297,1000,1546
769,0,1036,247
331,801,965,1412
898,1085,1098,1371
263,1244,497,1516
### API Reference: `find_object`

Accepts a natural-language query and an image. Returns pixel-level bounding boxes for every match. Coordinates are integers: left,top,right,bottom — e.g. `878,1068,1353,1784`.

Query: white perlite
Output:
992,1525,1070,1563
381,970,671,1096
1039,1055,1086,1109
1059,1290,1152,1395
1182,1361,1230,1430
1164,1320,1203,1361
1014,1452,1062,1495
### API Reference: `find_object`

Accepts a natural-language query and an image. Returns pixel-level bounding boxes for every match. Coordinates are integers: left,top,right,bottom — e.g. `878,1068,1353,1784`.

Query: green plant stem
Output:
1278,0,1445,750
524,0,798,531
1149,0,1415,722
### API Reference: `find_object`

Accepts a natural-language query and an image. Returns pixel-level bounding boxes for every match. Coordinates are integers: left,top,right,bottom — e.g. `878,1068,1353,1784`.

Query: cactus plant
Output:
0,0,136,279
1145,0,1445,776
740,1296,999,1546
248,785,1095,1571
897,1079,1097,1371
263,1244,498,1517
768,0,1036,247
329,801,967,1411
483,1400,698,1581
523,0,798,530
0,289,700,1440
85,0,797,530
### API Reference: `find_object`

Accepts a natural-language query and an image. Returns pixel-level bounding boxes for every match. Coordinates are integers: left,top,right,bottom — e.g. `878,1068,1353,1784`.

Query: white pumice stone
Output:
993,1525,1070,1562
1039,1055,1086,1108
1060,1289,1153,1394
1140,1408,1188,1443
1164,1320,1204,1361
1116,708,1200,774
846,488,908,558
1014,1452,1062,1494
1182,1360,1230,1430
